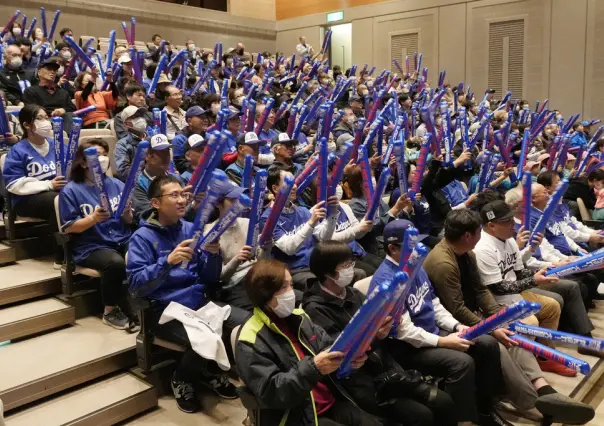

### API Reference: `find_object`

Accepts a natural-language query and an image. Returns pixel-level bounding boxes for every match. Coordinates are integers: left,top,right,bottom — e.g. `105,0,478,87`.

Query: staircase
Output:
0,221,158,425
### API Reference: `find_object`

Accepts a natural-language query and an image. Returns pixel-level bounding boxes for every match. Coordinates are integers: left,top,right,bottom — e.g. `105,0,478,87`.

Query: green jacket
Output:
235,307,354,426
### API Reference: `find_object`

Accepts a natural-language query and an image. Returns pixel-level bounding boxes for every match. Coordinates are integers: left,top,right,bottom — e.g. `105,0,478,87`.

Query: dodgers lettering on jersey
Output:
371,260,438,334
530,206,573,255
2,139,58,206
260,204,314,271
441,179,469,207
59,177,131,263
336,207,365,257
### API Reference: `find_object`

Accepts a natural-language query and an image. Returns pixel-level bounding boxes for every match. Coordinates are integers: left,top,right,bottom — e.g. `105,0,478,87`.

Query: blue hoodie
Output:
126,215,222,309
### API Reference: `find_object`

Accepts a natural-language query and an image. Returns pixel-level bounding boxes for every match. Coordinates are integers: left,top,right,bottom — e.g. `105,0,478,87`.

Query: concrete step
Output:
0,298,75,342
0,258,61,307
5,373,157,426
0,243,16,266
0,316,137,412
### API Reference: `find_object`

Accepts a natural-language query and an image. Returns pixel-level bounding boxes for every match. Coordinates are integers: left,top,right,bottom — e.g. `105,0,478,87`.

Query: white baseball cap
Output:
238,131,262,145
187,134,206,150
150,134,170,150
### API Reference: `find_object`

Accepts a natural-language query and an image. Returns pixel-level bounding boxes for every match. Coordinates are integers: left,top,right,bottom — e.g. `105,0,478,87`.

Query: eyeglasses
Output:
159,192,192,201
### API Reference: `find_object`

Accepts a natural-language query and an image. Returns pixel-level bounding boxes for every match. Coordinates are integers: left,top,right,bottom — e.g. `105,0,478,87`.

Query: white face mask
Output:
33,119,53,138
9,56,22,69
13,28,21,36
56,66,65,77
188,44,196,52
130,117,147,133
335,184,343,201
98,155,110,174
361,90,369,96
334,266,355,287
327,141,336,154
346,115,356,125
272,289,296,318
60,51,72,60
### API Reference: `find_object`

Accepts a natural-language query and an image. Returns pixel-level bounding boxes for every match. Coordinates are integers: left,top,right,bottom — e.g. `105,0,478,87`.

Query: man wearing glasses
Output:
132,133,183,223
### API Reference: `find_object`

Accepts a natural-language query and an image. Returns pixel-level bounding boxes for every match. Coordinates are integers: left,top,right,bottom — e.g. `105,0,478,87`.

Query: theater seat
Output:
53,197,102,294
0,153,46,242
354,276,373,296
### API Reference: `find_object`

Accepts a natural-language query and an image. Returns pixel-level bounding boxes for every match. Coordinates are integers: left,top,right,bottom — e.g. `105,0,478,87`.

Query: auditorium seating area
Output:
4,1,604,425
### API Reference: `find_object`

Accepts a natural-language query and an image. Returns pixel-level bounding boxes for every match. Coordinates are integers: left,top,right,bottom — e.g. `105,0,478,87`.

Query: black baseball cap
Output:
480,200,515,224
486,88,496,94
38,58,61,70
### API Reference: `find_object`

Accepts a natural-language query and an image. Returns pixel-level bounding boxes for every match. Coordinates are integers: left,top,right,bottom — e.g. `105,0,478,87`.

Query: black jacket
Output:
0,67,36,105
565,177,596,211
236,307,357,426
23,84,75,116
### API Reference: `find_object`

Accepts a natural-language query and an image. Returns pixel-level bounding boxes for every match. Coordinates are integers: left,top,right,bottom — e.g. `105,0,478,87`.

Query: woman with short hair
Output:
236,259,380,426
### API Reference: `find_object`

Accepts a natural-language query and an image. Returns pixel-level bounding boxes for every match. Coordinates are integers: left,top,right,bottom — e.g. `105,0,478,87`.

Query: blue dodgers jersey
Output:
59,178,132,263
335,206,366,257
371,260,438,335
441,179,469,207
260,205,314,271
2,139,58,206
530,206,572,255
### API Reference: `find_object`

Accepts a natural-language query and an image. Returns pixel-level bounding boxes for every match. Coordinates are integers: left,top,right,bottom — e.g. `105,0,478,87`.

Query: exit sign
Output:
327,11,344,22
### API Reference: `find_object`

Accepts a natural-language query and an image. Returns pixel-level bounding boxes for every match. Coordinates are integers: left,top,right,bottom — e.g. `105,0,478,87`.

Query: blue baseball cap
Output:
383,219,428,245
226,106,243,120
186,105,209,119
213,169,247,199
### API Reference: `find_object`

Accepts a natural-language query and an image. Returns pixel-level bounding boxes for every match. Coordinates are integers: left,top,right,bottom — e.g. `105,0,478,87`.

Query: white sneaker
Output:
53,262,62,270
598,283,604,295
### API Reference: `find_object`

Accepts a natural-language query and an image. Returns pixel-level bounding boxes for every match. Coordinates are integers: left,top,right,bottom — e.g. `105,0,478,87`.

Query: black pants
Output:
318,399,381,426
13,191,63,263
389,334,502,423
343,369,455,426
153,303,250,382
79,247,127,307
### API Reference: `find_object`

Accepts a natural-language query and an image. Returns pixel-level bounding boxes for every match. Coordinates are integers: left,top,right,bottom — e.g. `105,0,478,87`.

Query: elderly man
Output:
0,44,36,106
23,58,75,131
296,36,315,58
162,85,186,141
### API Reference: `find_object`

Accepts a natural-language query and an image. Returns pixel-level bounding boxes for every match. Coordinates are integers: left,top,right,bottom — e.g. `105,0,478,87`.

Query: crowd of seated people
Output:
2,13,604,425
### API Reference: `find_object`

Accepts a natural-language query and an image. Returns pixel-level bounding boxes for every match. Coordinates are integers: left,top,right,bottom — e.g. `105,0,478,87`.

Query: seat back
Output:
231,325,241,362
353,276,373,296
577,197,592,221
53,195,62,231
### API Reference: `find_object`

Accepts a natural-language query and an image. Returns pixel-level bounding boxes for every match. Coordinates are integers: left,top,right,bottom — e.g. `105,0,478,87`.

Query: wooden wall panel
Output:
231,0,276,21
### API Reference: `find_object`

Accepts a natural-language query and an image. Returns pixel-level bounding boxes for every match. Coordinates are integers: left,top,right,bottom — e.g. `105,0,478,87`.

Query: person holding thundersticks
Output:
260,167,337,291
372,219,507,426
473,200,578,377
424,209,595,424
127,174,247,413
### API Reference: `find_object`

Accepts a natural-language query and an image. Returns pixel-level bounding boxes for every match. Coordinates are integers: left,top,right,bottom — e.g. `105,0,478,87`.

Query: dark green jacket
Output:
236,307,354,426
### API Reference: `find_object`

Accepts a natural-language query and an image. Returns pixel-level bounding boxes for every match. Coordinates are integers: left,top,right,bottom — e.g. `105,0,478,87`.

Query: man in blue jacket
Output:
172,105,211,173
127,174,246,413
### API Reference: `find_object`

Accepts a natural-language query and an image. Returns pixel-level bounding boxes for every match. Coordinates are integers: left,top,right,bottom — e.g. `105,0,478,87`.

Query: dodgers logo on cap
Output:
150,134,170,150
244,132,260,144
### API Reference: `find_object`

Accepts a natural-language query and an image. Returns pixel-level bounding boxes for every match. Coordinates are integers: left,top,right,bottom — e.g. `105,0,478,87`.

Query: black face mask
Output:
237,48,244,56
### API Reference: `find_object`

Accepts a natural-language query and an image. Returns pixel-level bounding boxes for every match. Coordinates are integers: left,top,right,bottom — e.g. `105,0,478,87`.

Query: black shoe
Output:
478,410,514,426
201,374,238,399
535,393,595,425
171,373,200,413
